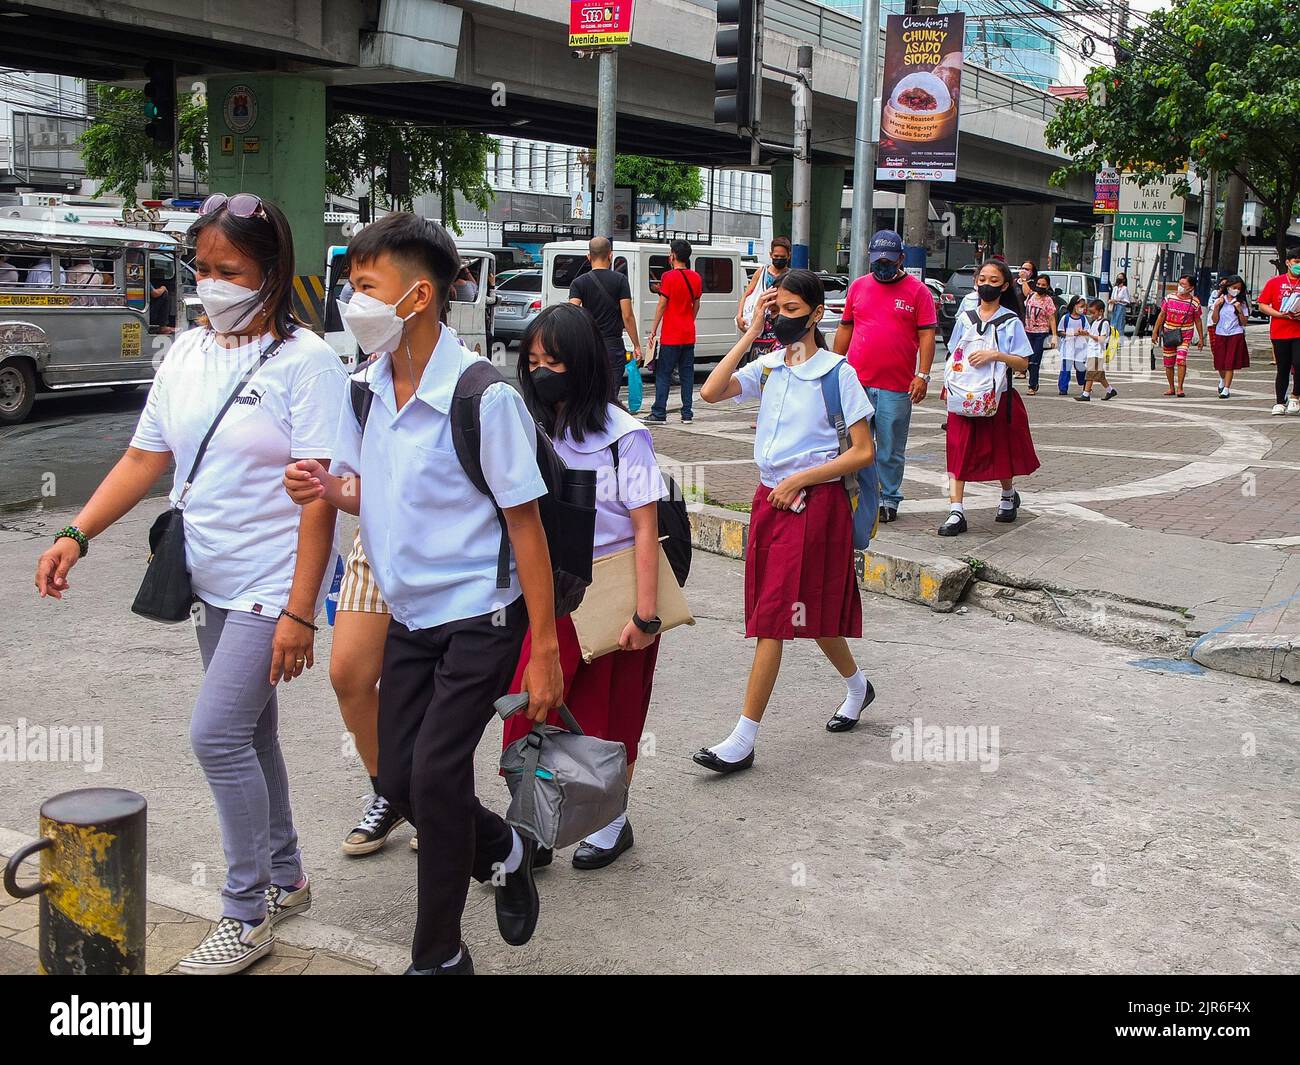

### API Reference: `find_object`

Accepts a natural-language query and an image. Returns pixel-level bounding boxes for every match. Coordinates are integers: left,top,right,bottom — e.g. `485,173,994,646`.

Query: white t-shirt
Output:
1111,284,1130,306
131,326,348,616
733,348,874,489
1057,312,1091,366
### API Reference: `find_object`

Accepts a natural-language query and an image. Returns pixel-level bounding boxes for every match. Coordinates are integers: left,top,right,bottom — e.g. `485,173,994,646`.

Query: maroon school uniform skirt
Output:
946,389,1041,483
1211,332,1250,372
745,481,862,640
503,613,660,765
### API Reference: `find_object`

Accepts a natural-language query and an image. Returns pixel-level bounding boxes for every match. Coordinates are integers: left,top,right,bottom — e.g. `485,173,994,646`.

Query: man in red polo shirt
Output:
646,239,702,423
832,230,936,523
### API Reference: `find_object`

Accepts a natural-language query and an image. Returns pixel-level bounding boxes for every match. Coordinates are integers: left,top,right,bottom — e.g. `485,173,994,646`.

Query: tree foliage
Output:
613,155,703,212
1044,0,1300,262
325,115,496,233
77,85,208,204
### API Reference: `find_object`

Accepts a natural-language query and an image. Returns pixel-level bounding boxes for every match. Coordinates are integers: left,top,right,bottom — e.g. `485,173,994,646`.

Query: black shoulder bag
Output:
131,338,285,623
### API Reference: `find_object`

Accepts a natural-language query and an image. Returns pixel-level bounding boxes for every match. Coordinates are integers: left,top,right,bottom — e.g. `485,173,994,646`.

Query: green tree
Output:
77,84,208,204
1044,0,1300,266
325,116,496,234
613,155,703,212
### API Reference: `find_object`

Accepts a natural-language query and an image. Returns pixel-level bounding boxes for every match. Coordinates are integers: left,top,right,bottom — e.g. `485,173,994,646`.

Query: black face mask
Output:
977,283,1005,303
771,257,790,270
871,259,901,282
529,366,569,407
1035,287,1050,297
773,312,813,347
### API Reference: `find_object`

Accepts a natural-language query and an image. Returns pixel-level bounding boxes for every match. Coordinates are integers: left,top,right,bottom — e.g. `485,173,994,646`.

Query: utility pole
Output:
791,45,813,269
1197,169,1216,302
902,0,937,277
849,0,882,279
707,167,716,245
594,48,618,239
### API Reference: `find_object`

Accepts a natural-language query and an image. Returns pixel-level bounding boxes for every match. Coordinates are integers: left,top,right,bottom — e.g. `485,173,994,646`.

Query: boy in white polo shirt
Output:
284,214,563,975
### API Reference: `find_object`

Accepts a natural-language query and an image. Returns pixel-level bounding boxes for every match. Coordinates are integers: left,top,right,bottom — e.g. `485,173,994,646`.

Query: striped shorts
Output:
337,531,389,614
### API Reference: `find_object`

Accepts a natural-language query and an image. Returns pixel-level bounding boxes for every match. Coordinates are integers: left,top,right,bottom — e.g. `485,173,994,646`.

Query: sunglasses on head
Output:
200,193,268,220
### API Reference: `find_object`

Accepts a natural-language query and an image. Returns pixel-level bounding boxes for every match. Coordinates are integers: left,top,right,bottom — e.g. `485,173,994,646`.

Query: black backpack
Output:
349,358,598,617
608,439,692,587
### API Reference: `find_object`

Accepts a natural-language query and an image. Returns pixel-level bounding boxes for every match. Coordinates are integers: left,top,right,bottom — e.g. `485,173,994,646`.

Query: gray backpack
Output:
495,693,628,849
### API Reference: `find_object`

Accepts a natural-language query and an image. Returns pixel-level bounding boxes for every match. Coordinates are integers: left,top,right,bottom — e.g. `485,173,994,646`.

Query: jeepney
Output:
0,217,187,424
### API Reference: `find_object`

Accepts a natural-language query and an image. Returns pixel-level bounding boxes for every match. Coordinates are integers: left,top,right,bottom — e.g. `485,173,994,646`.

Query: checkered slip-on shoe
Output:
264,877,312,927
176,916,274,975
342,793,407,856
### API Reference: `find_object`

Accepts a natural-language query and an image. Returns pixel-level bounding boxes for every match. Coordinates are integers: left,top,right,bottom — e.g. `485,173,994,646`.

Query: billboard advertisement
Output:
876,12,965,183
568,1,635,47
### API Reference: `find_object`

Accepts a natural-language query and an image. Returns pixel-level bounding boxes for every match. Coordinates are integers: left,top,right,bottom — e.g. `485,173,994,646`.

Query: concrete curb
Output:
688,504,972,613
1190,633,1300,684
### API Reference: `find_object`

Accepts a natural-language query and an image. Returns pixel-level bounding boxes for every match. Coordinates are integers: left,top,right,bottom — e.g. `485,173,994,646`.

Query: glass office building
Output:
818,1,1062,91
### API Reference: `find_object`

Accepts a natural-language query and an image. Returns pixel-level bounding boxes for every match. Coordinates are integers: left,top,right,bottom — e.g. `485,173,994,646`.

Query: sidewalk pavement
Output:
2,514,1298,973
643,324,1300,678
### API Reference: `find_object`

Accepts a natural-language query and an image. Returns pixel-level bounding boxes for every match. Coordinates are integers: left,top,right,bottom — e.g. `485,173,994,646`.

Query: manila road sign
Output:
1114,212,1185,243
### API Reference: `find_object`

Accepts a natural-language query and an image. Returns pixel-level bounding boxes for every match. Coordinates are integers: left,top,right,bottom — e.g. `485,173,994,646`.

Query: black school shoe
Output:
937,512,967,537
692,748,755,774
826,679,877,733
405,943,474,975
878,505,897,524
995,491,1022,523
572,820,634,870
495,836,540,947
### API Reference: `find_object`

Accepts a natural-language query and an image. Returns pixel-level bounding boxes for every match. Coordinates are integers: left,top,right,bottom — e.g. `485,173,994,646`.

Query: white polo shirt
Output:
733,348,873,490
131,326,347,616
332,325,547,631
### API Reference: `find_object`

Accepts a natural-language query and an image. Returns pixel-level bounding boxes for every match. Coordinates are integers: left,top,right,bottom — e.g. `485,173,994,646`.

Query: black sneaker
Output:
342,794,406,856
405,943,474,975
643,413,667,423
495,836,540,946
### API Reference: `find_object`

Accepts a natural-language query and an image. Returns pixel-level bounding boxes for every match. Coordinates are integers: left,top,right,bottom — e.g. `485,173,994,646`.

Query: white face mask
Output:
197,277,263,335
339,283,418,354
1229,288,1242,298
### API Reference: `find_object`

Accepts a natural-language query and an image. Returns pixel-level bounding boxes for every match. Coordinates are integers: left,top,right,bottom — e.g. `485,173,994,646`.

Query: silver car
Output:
491,269,542,345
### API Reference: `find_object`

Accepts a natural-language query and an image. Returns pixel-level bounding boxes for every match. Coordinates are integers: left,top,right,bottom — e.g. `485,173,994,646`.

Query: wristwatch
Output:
632,612,662,635
915,372,931,383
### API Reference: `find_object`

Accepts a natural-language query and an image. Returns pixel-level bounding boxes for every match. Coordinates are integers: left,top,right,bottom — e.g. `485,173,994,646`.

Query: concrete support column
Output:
205,75,326,276
771,161,846,271
1002,203,1054,270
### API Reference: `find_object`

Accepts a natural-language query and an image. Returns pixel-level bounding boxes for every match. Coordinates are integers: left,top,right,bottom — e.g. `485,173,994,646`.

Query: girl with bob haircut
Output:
692,269,878,776
505,302,670,869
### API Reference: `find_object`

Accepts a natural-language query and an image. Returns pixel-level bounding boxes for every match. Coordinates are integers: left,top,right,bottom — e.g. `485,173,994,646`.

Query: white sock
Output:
836,669,868,720
1222,387,1229,396
998,489,1015,512
501,828,523,874
439,946,463,969
942,503,964,526
583,812,627,850
1218,375,1225,389
709,715,759,761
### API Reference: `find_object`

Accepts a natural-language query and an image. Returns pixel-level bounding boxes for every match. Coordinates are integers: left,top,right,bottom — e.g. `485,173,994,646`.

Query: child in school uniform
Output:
283,213,564,976
1076,298,1118,402
938,259,1040,537
1056,295,1090,396
692,269,877,775
502,303,667,869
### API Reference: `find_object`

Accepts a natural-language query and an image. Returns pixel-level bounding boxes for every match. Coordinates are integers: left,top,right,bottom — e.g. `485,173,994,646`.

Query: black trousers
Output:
605,339,626,400
1272,337,1300,404
377,597,527,967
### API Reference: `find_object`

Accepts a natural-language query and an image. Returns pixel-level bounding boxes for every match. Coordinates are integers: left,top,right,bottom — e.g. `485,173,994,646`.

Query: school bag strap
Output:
818,369,858,505
348,353,382,431
449,358,513,589
674,267,700,302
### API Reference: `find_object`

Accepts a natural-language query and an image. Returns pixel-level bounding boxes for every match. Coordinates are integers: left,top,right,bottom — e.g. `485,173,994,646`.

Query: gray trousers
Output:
191,601,303,922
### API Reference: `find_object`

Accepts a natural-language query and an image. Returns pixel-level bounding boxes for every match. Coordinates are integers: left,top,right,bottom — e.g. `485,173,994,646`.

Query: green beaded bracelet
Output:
55,525,88,558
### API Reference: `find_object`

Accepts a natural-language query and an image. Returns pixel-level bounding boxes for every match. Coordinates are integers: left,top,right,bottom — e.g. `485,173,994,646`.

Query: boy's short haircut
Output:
1087,298,1106,312
1287,245,1300,261
346,212,460,309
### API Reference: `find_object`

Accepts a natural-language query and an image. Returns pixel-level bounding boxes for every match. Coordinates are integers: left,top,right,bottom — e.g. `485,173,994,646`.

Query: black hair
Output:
977,258,1025,318
1221,275,1248,301
775,267,829,349
771,236,792,254
1086,298,1107,313
669,239,692,267
516,303,617,443
189,197,300,341
1178,273,1196,286
1114,272,1127,284
1022,259,1039,279
1287,245,1300,261
345,212,460,314
1065,294,1087,316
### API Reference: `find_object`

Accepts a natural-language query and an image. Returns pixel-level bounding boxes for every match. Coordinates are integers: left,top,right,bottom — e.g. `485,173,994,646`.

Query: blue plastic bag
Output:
624,352,643,413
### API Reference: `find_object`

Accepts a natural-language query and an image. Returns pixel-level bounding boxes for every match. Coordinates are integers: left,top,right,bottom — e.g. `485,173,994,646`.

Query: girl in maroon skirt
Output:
692,269,878,776
503,304,667,869
939,259,1040,537
1209,276,1250,399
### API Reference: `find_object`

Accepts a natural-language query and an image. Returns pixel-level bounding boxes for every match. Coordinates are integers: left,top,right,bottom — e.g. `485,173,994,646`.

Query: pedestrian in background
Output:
833,229,936,524
736,236,792,362
939,259,1039,537
1209,276,1250,400
505,304,667,869
1075,298,1118,402
1257,246,1300,415
36,193,347,975
1108,272,1130,335
1057,295,1090,396
1023,275,1058,395
1151,274,1205,398
695,270,877,775
646,239,701,424
569,236,644,398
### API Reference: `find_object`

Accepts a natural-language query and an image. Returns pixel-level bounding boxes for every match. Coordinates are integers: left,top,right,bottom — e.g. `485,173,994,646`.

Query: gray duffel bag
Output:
495,692,628,850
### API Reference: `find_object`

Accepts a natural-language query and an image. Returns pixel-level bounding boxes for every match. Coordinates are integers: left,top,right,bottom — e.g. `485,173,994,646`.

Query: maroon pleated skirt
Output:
745,481,862,640
946,389,1041,483
503,613,660,765
1211,332,1250,372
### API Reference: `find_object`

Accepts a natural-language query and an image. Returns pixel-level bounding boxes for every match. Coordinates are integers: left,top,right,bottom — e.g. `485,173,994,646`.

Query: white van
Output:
323,244,495,367
541,240,746,362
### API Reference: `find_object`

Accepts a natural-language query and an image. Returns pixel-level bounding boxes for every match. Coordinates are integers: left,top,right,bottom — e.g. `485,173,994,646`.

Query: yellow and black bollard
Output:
3,788,147,974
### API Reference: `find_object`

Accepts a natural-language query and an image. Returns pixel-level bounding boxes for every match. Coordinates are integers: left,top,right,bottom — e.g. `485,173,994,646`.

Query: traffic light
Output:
143,59,176,151
714,0,758,132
